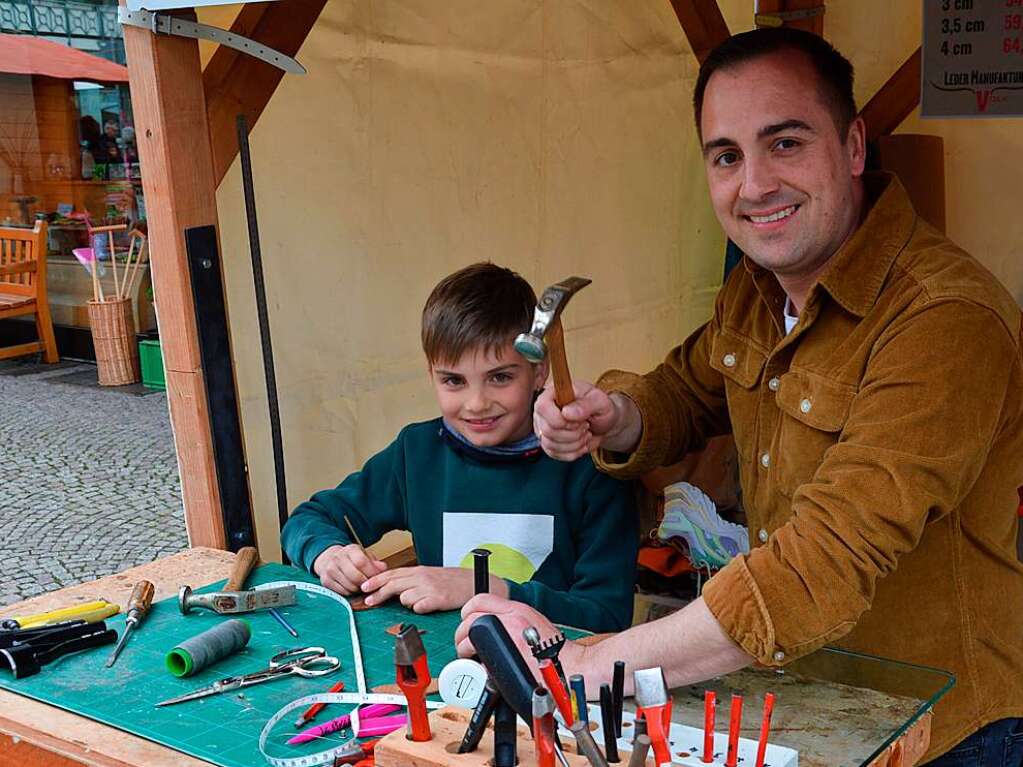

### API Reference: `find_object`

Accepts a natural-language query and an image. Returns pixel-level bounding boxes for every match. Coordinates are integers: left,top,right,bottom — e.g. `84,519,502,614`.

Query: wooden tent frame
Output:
120,0,925,551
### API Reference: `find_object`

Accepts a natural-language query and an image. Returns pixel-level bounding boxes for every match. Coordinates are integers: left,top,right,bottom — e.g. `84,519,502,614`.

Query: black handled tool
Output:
458,675,501,753
0,623,116,678
468,614,539,725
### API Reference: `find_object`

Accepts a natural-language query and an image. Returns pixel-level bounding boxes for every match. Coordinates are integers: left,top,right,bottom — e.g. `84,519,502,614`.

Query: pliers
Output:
394,623,432,741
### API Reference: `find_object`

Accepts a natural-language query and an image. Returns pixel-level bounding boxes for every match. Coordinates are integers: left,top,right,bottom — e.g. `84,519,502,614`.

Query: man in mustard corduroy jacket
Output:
456,28,1023,765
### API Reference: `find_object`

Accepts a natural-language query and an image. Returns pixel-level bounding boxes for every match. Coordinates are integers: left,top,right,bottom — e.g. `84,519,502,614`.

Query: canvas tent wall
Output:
134,0,1023,559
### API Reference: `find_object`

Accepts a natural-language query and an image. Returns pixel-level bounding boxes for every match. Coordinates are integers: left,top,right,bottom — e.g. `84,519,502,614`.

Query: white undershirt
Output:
783,296,799,335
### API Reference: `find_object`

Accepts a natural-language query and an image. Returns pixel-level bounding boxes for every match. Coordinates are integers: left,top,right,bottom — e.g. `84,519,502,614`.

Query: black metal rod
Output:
600,683,620,763
493,698,517,767
612,660,625,737
236,114,289,555
473,548,491,595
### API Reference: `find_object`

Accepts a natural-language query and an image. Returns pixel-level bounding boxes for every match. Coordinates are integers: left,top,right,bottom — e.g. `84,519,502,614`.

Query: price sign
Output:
922,0,1023,117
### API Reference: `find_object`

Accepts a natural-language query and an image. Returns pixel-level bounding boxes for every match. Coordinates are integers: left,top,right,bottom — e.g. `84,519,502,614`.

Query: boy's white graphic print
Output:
442,512,554,583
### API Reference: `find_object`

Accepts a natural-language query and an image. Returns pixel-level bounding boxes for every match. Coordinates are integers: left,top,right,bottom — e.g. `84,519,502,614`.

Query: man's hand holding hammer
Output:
533,384,643,463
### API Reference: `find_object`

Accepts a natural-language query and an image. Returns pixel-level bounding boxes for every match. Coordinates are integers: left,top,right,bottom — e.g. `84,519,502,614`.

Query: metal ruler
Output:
117,8,305,74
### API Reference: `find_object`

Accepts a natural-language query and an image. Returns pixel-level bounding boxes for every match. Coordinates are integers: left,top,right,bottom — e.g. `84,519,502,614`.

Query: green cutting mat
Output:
0,563,471,766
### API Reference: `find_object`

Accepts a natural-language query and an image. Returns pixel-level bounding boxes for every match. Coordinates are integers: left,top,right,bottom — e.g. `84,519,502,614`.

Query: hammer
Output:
179,546,296,615
514,276,591,408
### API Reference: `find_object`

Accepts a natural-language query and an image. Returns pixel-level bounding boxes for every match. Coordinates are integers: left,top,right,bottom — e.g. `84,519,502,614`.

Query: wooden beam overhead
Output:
203,0,328,186
121,6,227,549
858,48,922,143
669,0,730,64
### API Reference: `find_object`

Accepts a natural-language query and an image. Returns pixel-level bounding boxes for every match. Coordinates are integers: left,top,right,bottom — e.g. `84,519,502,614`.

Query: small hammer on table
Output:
515,276,591,407
179,546,296,615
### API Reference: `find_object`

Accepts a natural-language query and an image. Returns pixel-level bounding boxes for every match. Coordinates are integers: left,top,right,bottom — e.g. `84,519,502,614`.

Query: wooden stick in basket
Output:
90,251,101,302
119,235,137,300
125,235,148,300
107,230,120,301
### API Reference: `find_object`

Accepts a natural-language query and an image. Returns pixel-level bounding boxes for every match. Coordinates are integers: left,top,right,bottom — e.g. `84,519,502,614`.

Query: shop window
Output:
0,4,154,334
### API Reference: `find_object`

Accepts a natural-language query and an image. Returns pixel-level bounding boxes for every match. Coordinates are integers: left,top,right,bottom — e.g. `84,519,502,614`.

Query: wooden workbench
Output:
0,549,932,767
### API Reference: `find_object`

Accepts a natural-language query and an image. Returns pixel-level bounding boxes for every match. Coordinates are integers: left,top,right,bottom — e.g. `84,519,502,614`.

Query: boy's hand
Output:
360,566,510,613
533,383,641,460
313,544,388,595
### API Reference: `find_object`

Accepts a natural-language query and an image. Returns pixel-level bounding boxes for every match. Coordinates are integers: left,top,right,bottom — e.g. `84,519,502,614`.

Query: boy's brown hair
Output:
422,262,536,366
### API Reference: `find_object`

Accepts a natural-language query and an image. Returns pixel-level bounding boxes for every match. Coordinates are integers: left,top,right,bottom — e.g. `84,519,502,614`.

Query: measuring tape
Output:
254,582,444,767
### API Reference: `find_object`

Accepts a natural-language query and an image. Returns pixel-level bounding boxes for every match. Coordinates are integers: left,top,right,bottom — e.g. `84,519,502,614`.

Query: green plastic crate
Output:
138,338,165,390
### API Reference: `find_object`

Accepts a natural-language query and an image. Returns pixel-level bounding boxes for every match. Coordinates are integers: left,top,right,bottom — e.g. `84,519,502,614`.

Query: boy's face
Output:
430,343,548,448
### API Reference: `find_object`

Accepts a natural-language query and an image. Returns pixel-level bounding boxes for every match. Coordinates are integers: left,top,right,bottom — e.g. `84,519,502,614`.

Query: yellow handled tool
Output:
105,581,155,668
4,600,120,630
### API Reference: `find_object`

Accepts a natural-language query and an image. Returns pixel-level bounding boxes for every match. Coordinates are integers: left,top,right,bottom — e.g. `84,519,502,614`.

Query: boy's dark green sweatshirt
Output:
282,418,637,632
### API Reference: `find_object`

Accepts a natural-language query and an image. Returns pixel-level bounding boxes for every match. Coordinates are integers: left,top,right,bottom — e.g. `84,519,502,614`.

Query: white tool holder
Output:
565,704,799,767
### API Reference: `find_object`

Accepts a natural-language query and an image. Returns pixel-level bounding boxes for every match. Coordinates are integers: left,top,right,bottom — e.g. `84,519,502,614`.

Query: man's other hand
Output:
456,594,571,677
361,566,510,613
312,543,388,595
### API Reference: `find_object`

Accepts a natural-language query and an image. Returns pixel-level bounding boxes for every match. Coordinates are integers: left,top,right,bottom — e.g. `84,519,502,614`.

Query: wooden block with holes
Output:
374,706,599,767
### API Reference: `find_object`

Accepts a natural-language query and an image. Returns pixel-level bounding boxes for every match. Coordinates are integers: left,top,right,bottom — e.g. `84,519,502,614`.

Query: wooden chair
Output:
0,219,58,363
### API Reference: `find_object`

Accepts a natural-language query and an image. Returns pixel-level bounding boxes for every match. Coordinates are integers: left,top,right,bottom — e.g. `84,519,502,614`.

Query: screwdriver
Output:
105,580,155,668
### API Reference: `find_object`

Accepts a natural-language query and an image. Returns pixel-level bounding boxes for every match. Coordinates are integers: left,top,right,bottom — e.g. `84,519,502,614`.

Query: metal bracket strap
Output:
754,6,826,28
117,7,306,74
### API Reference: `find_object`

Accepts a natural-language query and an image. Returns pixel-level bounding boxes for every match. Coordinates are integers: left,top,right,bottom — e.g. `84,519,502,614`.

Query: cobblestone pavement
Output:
0,360,186,607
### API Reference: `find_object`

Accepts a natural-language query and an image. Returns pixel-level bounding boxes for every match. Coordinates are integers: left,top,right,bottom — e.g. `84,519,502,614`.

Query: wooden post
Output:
120,5,226,549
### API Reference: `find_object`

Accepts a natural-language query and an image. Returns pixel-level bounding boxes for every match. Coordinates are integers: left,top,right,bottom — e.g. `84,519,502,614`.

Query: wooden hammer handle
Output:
546,318,575,408
224,546,260,592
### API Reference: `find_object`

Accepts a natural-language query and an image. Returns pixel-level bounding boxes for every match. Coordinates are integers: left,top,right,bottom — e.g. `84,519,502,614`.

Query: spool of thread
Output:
166,619,250,677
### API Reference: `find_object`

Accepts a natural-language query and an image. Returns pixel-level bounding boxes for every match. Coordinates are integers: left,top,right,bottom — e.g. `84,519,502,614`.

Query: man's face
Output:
699,50,865,280
430,343,547,448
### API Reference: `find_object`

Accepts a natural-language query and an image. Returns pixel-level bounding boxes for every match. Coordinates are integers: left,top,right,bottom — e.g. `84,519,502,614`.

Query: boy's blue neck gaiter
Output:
439,419,542,464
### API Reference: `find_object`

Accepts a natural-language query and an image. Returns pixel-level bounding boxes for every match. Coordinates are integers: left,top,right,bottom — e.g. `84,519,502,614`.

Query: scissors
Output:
155,646,340,707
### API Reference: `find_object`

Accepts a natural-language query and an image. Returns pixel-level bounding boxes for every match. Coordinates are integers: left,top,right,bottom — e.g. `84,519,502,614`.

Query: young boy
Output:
281,263,637,632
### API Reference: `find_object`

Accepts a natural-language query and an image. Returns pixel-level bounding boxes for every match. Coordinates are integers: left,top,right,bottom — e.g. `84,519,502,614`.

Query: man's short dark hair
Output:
422,262,536,366
693,27,857,141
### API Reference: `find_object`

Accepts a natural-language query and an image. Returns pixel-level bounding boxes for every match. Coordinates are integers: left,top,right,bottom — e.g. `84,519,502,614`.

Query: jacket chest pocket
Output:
775,370,855,497
709,330,767,462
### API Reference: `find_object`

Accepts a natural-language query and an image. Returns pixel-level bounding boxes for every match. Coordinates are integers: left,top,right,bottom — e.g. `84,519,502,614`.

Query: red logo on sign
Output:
975,89,993,112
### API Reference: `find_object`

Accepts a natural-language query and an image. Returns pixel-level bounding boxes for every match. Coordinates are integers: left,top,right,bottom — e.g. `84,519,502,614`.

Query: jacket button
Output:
758,528,769,543
723,353,736,368
768,377,780,391
760,452,770,468
773,650,786,662
800,398,812,413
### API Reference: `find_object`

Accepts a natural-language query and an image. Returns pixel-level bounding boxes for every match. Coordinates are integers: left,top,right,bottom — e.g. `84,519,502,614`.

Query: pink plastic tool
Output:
351,708,407,737
287,703,402,746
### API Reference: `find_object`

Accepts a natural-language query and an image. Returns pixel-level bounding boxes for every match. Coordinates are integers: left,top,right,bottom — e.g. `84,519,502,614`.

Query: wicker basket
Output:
87,297,140,386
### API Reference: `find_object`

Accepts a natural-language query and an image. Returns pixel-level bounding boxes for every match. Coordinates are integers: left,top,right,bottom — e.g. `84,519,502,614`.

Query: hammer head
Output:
633,667,669,709
514,276,592,363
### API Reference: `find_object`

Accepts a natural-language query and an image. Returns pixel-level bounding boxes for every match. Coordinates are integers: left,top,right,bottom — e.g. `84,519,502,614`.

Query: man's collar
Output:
741,172,917,318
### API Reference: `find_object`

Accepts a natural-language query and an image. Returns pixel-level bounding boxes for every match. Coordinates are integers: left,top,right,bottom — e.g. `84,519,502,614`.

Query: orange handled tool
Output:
726,694,744,767
754,692,776,767
532,687,556,767
105,580,154,668
395,624,432,742
333,738,380,765
538,659,573,726
634,667,672,767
